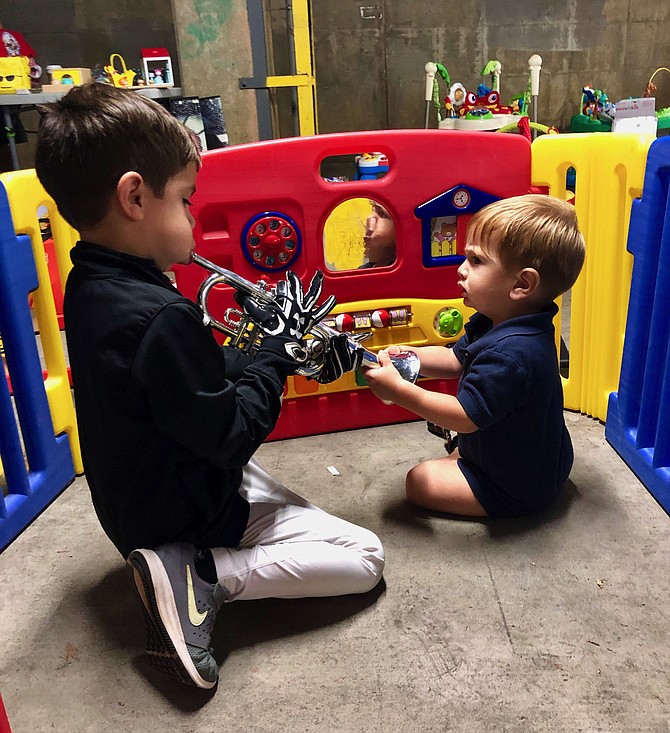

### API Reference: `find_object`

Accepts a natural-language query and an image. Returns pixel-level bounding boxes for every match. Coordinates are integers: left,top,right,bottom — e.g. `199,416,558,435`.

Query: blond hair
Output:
467,194,586,300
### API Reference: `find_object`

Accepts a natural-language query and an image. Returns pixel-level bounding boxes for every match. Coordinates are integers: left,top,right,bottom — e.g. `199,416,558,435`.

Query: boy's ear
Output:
510,267,541,300
116,171,146,221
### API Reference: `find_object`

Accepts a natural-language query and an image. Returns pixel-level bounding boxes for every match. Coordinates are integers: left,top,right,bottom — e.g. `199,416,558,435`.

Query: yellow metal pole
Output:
261,75,313,88
289,0,317,136
240,0,318,137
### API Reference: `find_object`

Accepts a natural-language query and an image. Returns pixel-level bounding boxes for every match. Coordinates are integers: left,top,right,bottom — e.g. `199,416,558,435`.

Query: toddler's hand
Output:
386,344,417,358
363,349,407,405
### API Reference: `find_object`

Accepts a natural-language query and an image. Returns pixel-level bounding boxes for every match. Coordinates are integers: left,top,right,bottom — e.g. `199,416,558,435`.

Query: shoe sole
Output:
127,549,217,689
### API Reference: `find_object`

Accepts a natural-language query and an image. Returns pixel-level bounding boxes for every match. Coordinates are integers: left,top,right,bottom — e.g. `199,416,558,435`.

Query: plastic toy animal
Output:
458,87,514,118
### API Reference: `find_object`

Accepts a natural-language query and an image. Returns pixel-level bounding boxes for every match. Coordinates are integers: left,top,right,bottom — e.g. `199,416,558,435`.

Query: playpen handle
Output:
528,54,542,122
529,54,542,95
424,62,437,128
528,54,543,138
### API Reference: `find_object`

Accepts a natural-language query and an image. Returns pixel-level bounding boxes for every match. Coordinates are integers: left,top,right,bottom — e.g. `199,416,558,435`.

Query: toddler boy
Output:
364,194,585,518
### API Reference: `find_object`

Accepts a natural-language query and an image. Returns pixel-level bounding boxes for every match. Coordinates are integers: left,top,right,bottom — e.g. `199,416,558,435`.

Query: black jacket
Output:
64,242,297,557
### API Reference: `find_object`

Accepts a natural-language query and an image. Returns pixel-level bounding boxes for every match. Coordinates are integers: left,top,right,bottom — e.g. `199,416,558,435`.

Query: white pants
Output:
211,458,385,601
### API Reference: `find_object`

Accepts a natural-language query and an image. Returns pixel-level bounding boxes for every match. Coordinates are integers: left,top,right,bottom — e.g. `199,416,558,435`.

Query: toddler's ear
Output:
116,171,145,220
510,267,541,300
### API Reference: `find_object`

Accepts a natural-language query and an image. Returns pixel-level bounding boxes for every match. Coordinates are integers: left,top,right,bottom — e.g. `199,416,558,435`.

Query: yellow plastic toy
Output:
51,67,92,86
104,54,136,88
0,56,31,94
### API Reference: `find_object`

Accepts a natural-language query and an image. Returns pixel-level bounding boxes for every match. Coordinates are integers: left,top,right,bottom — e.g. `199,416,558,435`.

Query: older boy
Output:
35,83,384,690
364,194,585,518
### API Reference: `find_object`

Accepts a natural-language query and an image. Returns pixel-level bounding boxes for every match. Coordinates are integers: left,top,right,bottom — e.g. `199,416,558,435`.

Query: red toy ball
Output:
372,309,390,328
334,313,355,332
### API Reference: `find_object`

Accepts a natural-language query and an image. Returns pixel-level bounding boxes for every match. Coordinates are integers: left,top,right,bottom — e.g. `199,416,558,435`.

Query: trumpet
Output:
192,253,420,383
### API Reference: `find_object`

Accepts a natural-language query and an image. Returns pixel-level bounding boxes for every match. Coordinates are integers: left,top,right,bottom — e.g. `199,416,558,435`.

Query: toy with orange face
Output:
0,56,31,94
459,89,514,117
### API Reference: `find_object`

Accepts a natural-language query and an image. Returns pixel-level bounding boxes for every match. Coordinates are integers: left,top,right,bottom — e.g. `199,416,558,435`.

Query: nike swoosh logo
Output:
186,564,208,626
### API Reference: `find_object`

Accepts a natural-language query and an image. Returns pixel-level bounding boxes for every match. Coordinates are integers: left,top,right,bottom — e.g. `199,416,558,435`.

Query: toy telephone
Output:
104,54,136,88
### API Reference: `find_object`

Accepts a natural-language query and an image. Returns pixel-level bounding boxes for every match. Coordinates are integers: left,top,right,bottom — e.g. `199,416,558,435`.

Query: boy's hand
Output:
311,332,369,384
362,349,408,404
241,270,336,341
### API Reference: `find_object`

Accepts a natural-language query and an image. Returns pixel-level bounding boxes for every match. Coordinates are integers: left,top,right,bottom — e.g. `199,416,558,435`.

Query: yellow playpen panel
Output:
532,133,652,422
0,169,82,473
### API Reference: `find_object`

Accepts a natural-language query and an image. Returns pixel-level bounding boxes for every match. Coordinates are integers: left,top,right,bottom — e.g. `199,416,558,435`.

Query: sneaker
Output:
127,542,228,689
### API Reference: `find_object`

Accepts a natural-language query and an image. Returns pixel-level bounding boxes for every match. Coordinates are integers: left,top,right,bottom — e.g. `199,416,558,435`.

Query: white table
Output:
1,86,183,170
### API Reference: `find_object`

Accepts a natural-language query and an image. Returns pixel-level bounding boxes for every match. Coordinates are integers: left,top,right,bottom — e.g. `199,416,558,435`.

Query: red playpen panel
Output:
172,129,531,440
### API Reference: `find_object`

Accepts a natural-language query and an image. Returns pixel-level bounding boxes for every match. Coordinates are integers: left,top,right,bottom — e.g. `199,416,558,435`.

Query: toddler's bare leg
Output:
405,450,488,517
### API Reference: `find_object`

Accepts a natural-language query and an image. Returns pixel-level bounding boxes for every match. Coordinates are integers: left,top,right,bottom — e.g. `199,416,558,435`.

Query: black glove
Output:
312,332,370,384
241,270,336,341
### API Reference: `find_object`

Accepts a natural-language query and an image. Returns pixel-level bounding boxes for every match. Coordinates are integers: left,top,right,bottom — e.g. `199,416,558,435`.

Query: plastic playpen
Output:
1,129,668,550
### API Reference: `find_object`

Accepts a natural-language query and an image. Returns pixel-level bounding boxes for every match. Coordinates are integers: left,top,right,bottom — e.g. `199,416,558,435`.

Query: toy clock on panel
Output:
242,212,301,272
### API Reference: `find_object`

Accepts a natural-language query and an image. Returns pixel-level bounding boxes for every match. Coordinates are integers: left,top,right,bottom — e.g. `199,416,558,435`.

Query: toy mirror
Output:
323,198,396,272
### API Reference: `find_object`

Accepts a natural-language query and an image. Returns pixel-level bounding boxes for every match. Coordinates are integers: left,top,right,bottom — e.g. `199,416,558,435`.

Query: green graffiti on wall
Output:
183,0,233,59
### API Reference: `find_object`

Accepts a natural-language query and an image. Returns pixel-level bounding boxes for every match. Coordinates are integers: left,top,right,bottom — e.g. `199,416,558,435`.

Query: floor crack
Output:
481,541,514,651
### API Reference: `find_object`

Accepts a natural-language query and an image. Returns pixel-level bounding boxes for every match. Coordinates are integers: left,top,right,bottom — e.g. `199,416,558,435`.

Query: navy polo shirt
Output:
452,305,573,517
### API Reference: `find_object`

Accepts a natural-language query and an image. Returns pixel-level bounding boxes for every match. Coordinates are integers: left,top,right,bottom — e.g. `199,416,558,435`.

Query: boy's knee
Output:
405,463,428,504
365,528,385,568
356,528,385,592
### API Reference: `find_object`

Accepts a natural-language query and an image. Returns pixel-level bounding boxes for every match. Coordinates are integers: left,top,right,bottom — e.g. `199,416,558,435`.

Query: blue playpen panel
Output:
606,136,670,514
0,184,75,550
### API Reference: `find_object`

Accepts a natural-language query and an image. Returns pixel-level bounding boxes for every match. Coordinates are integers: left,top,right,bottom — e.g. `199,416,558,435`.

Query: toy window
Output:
319,153,389,182
429,216,458,258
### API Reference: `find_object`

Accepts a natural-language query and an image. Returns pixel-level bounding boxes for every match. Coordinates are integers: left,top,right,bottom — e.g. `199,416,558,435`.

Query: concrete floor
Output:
1,413,669,732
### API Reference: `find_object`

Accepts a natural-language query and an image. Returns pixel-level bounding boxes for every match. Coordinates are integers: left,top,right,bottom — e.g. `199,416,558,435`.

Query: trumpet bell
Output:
386,349,421,383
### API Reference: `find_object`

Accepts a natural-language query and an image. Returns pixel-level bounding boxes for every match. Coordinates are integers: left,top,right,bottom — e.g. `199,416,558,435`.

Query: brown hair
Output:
467,194,586,300
35,83,200,230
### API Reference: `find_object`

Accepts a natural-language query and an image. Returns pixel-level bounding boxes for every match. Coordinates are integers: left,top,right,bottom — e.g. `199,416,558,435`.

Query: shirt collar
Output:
465,303,559,358
70,240,174,290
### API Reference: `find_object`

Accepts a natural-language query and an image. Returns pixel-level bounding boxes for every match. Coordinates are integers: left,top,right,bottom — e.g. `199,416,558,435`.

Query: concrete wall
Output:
1,0,178,84
2,0,669,164
1,0,180,169
170,0,258,143
303,0,670,133
1,0,258,171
